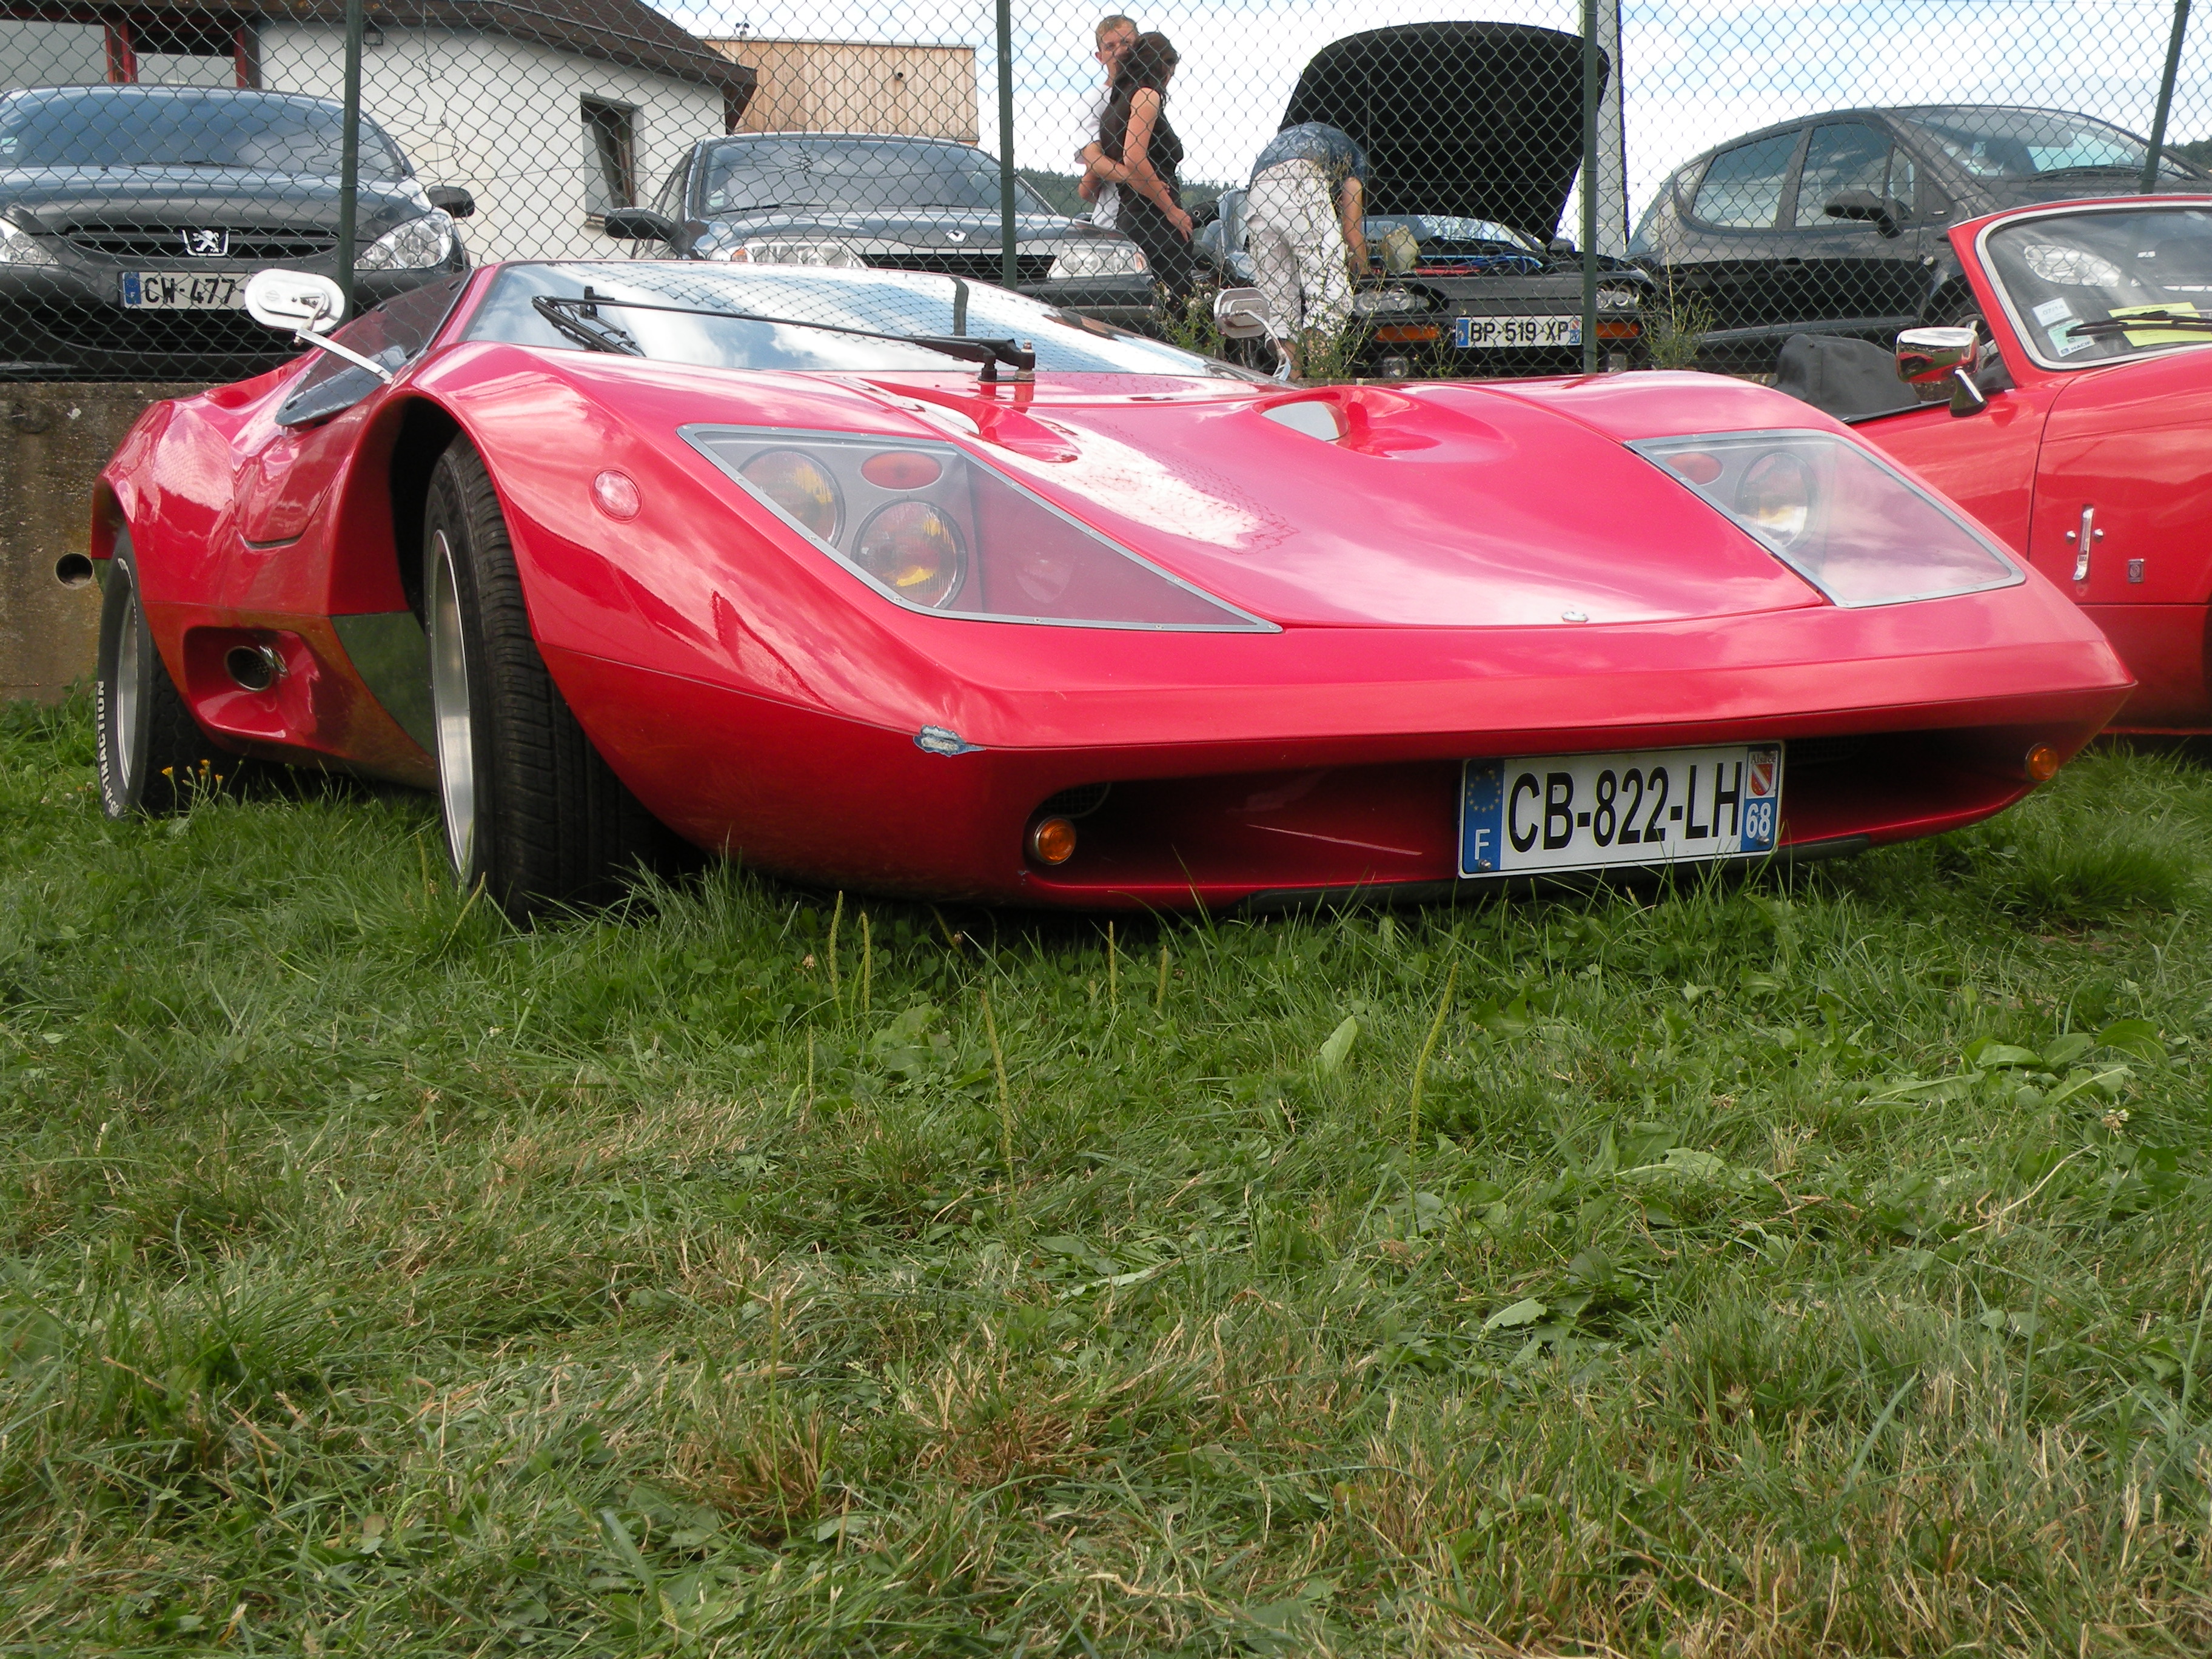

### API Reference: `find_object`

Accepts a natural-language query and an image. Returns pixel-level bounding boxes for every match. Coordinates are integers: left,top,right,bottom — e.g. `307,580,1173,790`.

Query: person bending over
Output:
1245,121,1369,377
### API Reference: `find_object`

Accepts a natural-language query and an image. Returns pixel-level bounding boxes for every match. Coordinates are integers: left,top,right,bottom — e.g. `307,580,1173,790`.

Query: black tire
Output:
421,435,683,920
95,535,235,817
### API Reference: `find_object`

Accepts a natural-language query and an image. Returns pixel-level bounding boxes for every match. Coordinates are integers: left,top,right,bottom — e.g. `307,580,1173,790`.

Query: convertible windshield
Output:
701,138,1053,216
1896,107,2191,183
1986,206,2212,367
0,87,407,176
466,261,1253,377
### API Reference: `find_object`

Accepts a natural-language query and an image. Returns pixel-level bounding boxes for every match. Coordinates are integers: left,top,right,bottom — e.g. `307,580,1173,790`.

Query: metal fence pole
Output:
1580,0,1599,372
335,0,364,318
996,0,1017,289
2143,0,2193,193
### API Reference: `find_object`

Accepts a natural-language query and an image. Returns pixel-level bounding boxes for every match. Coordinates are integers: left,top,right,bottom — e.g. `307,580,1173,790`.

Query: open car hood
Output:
1280,22,1602,244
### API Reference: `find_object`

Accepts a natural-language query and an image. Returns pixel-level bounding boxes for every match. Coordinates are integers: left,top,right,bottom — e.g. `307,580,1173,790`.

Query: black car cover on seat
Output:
1771,333,1920,423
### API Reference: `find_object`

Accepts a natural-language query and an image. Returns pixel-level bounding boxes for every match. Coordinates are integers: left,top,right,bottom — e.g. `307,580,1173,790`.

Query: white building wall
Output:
256,23,727,261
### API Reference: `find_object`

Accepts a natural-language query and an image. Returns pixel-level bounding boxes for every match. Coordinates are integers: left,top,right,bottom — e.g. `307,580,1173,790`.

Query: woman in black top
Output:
1094,32,1196,311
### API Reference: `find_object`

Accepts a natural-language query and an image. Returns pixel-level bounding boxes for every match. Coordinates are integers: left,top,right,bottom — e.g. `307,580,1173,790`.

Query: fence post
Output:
336,0,364,318
2143,0,2192,194
1580,0,1599,372
996,0,1017,289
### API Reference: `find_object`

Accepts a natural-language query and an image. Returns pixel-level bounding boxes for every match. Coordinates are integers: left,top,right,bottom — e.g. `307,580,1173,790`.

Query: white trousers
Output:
1245,158,1353,343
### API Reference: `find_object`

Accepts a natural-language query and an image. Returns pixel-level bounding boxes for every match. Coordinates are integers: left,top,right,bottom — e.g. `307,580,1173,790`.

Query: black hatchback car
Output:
1630,104,2211,369
0,84,472,381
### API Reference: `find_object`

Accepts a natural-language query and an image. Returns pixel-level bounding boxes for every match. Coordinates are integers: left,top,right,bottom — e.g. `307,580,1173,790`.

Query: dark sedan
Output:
1631,104,2211,369
0,84,472,381
601,133,1155,328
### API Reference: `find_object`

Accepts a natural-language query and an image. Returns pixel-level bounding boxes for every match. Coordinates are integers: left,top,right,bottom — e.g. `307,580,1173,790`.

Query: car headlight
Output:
2022,243,2124,287
0,215,56,267
1047,240,1147,280
355,210,455,271
686,425,1275,631
728,238,863,267
1597,284,1641,310
1628,429,2022,607
1352,288,1426,315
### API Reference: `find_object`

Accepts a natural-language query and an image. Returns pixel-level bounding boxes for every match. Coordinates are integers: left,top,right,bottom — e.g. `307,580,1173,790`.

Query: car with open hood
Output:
1781,194,2212,734
598,132,1155,330
1631,106,2210,371
0,84,472,381
1199,22,1651,373
84,256,2128,917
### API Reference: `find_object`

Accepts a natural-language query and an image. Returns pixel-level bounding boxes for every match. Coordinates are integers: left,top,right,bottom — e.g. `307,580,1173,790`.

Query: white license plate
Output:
121,272,245,309
1460,744,1783,877
1455,313,1581,349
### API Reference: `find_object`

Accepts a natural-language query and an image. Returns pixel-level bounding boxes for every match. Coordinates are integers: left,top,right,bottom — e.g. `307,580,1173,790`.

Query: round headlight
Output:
741,449,842,540
1736,451,1814,547
855,501,965,607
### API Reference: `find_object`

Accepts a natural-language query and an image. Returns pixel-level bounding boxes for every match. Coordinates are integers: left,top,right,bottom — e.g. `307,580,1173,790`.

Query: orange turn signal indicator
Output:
2025,743,2062,783
1027,814,1078,866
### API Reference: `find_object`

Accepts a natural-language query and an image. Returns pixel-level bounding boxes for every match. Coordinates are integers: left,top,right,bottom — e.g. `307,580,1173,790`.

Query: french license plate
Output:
121,272,244,309
1455,313,1581,349
1459,743,1782,877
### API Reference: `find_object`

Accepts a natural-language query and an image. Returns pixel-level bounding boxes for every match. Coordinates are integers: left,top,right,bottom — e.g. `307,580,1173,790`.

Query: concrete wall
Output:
714,38,977,142
0,384,189,703
257,24,729,260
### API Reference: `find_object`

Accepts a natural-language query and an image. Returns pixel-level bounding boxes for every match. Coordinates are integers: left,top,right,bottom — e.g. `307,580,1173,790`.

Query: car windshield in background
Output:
1985,206,2212,367
467,262,1255,378
1897,107,2187,181
0,87,406,176
1365,215,1538,252
702,138,1051,216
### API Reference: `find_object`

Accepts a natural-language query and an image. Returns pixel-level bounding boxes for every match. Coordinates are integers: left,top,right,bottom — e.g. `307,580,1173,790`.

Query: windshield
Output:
702,138,1053,216
1897,107,2190,182
464,261,1255,378
1364,214,1538,252
1987,206,2212,367
0,87,407,176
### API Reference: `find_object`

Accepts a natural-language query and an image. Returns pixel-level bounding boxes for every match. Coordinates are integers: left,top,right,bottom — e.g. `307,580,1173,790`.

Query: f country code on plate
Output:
1460,745,1782,877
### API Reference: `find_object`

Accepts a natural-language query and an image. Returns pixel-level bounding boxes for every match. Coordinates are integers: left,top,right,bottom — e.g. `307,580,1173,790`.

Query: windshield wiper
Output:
532,290,642,355
2065,310,2212,338
532,292,1036,380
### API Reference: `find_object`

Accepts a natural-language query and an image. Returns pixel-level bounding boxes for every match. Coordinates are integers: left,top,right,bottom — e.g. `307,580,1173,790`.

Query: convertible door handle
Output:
2063,504,2103,581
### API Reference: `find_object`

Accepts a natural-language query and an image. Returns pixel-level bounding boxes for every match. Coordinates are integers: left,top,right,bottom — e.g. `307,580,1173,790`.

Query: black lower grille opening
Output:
866,252,1056,284
1787,736,1871,772
1040,782,1113,819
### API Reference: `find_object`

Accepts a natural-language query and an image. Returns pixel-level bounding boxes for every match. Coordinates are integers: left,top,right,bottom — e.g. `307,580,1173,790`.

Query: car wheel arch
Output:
371,395,466,624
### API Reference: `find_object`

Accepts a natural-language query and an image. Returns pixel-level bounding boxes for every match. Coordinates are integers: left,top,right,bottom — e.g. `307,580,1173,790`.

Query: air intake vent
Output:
1039,782,1112,819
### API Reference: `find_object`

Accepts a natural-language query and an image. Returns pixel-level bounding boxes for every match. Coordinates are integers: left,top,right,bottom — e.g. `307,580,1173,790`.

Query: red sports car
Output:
1809,195,2212,733
88,259,2129,914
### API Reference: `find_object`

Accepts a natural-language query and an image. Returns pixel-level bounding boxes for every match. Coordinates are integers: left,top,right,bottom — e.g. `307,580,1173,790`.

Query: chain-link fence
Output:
0,0,2207,382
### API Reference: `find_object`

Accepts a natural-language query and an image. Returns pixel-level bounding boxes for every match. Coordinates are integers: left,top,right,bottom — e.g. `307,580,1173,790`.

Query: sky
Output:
650,0,2212,240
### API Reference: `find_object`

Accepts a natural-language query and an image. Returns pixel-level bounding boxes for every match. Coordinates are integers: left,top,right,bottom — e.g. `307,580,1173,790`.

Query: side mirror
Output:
1213,286,1274,340
602,207,677,242
427,185,475,220
1896,324,1987,416
245,267,345,334
1825,189,1905,238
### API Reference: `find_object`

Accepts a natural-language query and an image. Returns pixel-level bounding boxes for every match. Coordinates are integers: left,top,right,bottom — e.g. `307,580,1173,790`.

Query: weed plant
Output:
4,694,2212,1653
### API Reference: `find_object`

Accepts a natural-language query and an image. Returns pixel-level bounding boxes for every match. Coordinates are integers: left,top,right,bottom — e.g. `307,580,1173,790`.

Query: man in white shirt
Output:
1075,15,1138,230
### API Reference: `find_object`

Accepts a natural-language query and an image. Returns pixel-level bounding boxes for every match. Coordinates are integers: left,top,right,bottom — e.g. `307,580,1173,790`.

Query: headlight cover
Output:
1047,239,1147,280
728,238,864,267
0,215,56,266
686,424,1276,631
1628,429,2023,608
356,209,455,271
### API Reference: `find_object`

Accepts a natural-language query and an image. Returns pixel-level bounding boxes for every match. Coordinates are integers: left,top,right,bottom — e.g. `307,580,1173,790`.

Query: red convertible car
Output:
87,258,2130,915
1794,195,2212,733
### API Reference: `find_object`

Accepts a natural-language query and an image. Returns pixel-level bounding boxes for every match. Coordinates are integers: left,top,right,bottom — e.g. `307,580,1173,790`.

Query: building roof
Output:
237,0,758,99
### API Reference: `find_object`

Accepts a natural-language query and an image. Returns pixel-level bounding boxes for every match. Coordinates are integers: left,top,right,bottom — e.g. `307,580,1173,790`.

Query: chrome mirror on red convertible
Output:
1895,325,1987,418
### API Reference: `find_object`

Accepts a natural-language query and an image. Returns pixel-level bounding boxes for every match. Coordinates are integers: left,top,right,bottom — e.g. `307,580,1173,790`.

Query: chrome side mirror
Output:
1213,286,1273,340
243,268,395,385
1896,324,1987,416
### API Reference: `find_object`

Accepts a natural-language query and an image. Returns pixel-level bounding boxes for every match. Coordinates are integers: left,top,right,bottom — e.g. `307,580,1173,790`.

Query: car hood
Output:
703,206,1112,250
1281,21,1601,245
819,372,1828,629
0,167,431,235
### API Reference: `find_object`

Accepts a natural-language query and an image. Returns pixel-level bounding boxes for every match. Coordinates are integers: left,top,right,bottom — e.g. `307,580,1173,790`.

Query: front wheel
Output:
95,536,234,817
423,436,684,919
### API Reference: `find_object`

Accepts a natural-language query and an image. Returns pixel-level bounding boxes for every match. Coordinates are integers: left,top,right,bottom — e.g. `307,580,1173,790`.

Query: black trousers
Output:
1121,190,1198,312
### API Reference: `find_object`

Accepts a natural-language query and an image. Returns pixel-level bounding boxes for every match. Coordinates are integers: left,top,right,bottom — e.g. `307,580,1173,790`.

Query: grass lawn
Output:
4,693,2211,1655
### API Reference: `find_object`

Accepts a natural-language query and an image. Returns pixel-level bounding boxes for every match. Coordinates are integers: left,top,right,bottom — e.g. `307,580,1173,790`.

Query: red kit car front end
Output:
90,261,2130,914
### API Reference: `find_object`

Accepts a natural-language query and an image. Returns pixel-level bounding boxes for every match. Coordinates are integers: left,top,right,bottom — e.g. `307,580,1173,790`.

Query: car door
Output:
1781,121,1926,335
1674,129,1805,346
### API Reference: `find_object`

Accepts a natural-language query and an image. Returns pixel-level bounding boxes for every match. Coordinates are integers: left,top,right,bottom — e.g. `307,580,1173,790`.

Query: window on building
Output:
1,13,254,92
0,21,109,91
128,14,247,87
581,98,637,218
